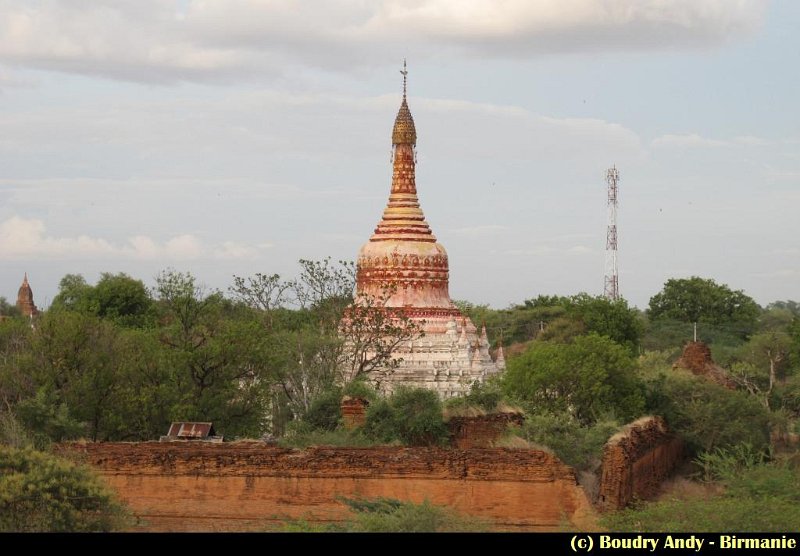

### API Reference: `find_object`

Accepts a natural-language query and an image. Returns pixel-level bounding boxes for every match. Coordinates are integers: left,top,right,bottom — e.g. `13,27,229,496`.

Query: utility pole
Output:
604,166,620,301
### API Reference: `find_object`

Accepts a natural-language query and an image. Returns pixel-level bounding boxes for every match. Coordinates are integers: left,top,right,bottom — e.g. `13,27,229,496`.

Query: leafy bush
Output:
363,387,449,446
362,399,398,443
503,334,645,424
303,388,343,431
695,443,771,482
444,378,504,413
342,379,378,402
512,410,621,471
0,446,129,531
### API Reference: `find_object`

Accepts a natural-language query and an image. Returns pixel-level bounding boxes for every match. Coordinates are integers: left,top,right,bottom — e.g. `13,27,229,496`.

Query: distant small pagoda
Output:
16,273,39,318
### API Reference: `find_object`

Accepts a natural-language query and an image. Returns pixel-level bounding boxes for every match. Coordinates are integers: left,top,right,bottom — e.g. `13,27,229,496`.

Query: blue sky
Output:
0,0,797,310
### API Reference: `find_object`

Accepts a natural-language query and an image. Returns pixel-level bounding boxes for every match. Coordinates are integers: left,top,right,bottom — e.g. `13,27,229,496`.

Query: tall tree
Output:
49,273,154,327
648,276,760,337
730,331,793,410
154,269,273,437
502,333,645,424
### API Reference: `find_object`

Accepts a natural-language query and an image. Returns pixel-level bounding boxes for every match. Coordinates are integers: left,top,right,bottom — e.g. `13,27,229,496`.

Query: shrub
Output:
512,410,621,471
643,369,771,454
0,411,34,449
362,399,398,443
363,387,449,446
342,379,378,402
303,388,342,431
0,446,129,531
444,378,504,413
695,443,771,482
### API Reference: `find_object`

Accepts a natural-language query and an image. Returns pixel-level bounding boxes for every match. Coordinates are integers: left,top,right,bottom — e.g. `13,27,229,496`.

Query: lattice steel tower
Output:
604,166,620,301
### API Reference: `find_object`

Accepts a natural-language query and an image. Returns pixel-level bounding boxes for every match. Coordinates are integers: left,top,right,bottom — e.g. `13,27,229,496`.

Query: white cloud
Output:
213,241,261,260
651,133,731,149
0,216,116,257
0,90,646,174
0,216,265,261
0,0,767,83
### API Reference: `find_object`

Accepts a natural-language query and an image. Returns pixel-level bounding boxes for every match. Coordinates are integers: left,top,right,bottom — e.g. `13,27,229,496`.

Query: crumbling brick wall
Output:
57,442,596,531
341,396,369,429
673,341,737,389
447,412,524,449
597,416,683,511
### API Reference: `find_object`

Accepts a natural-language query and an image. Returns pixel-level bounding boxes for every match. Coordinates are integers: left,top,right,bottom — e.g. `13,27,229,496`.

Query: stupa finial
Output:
392,60,416,145
401,59,408,99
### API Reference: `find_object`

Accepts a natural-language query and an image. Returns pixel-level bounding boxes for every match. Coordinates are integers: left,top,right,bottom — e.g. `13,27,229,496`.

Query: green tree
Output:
730,331,793,410
0,297,20,318
49,273,154,327
338,287,423,387
50,274,94,313
648,277,760,337
502,333,645,424
154,269,274,438
484,294,642,354
229,272,291,329
563,294,643,354
0,446,128,531
92,273,154,327
17,312,129,441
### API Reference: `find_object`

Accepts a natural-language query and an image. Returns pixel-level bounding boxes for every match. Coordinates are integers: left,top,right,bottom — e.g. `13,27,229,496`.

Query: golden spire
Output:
392,59,416,145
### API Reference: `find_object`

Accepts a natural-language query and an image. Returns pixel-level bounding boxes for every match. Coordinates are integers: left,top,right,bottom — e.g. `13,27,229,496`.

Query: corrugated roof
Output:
166,422,216,439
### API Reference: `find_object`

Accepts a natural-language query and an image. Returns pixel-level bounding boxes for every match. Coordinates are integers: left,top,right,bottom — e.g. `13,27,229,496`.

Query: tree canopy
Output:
50,272,154,327
502,333,645,424
648,276,760,336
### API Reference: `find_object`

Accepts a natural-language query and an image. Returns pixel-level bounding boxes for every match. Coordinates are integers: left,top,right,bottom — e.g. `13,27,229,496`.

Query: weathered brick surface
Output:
673,341,737,389
597,416,683,511
447,413,524,449
57,442,596,531
340,397,368,430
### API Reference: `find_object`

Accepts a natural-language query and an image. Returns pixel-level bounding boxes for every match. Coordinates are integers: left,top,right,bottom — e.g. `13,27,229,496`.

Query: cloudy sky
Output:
0,0,797,310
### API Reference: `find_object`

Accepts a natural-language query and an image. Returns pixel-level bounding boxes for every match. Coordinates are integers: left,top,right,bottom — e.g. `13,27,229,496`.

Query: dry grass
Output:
653,476,724,502
605,415,661,446
443,403,524,421
442,405,487,420
494,435,553,453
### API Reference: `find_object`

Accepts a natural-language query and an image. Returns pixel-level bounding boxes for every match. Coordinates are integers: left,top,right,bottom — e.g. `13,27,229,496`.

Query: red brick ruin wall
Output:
447,413,525,449
596,416,684,511
57,442,596,532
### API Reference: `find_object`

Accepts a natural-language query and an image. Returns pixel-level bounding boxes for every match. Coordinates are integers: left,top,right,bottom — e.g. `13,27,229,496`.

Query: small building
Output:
160,422,223,443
